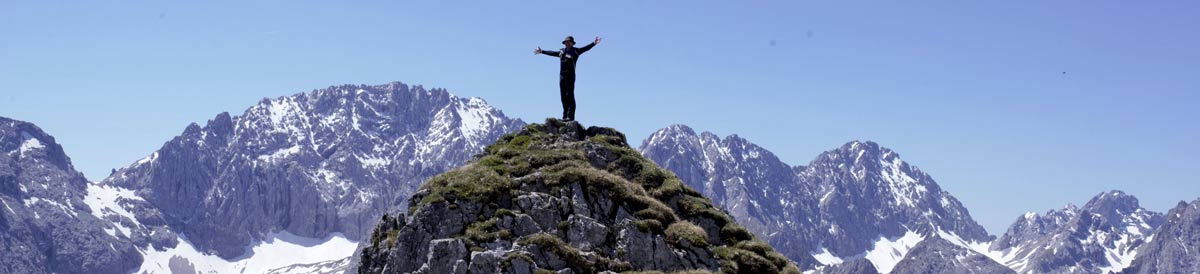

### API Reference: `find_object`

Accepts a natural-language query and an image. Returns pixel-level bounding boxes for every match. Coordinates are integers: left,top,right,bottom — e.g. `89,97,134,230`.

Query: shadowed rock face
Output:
892,237,1016,274
0,117,142,274
357,119,801,274
812,259,877,274
100,82,526,259
1121,198,1200,274
641,125,992,269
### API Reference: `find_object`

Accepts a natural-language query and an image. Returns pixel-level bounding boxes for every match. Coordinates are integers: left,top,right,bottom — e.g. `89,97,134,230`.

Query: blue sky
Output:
2,1,1197,234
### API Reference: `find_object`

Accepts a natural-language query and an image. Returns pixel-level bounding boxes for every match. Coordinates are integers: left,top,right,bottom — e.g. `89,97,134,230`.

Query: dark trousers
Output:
559,74,576,120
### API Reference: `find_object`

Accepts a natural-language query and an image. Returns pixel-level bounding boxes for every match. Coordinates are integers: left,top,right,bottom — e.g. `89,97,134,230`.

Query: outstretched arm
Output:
534,46,560,57
578,36,600,54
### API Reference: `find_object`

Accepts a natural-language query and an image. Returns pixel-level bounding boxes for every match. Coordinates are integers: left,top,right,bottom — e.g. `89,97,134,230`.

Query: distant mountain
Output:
989,191,1163,274
96,82,524,265
640,125,992,272
0,117,142,274
1121,198,1200,274
357,119,801,274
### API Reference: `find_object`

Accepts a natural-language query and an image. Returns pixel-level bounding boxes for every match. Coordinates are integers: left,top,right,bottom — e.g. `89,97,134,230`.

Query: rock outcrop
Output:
357,119,801,274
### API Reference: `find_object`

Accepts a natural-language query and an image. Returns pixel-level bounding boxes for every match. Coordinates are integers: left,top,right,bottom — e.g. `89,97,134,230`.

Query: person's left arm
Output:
578,36,600,54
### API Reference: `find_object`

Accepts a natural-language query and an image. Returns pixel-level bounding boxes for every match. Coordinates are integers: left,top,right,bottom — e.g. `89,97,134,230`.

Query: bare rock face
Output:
0,117,142,274
357,119,802,274
812,259,877,274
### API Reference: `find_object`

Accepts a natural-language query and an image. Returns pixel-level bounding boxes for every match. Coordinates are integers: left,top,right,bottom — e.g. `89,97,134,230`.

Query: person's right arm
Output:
534,47,560,57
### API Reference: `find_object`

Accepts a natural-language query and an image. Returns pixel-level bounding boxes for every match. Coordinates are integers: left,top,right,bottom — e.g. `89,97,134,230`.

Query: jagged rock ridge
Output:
989,190,1163,274
357,119,801,274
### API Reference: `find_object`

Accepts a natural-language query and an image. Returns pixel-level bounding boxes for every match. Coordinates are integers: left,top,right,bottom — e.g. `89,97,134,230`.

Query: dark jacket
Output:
539,42,596,76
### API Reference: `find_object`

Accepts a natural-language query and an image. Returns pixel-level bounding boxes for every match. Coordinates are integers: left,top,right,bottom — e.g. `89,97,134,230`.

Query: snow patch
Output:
18,132,45,157
879,156,926,208
863,230,925,273
135,231,357,274
24,196,76,218
135,152,159,166
455,97,493,143
357,154,390,168
84,183,145,237
936,230,1005,265
1023,211,1038,220
259,146,301,162
265,257,351,274
1,199,16,215
812,246,844,265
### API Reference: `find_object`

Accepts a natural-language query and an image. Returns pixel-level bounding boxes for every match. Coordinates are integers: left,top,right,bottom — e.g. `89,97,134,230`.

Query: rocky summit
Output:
356,119,801,274
0,117,142,274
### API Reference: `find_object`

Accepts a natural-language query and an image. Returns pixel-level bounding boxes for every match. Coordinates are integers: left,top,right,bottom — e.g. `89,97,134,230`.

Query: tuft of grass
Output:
735,240,792,269
384,230,400,247
495,208,516,218
713,246,779,274
589,134,625,146
665,221,710,247
464,218,513,243
628,195,677,224
411,164,517,214
720,223,755,244
500,252,534,270
633,219,663,233
677,196,731,226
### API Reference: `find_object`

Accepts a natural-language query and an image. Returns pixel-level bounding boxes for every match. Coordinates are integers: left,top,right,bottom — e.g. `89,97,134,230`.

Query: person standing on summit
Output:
534,36,600,121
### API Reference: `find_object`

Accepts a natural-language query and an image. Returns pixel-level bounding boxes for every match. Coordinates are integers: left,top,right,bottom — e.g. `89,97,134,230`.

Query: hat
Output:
562,36,575,45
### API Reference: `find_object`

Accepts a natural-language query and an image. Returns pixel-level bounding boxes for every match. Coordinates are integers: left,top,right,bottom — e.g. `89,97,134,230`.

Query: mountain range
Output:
1,81,1197,273
640,125,991,272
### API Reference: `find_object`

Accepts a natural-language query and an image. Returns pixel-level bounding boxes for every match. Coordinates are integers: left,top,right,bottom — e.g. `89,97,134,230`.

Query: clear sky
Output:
2,1,1197,235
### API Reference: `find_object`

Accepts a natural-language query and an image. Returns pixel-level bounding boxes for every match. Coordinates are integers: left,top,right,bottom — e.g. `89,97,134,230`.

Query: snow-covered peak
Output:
990,190,1164,274
100,81,526,260
643,127,992,270
640,124,699,150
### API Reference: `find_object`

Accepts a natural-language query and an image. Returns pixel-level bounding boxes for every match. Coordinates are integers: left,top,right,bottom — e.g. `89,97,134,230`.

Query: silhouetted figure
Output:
535,36,600,121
